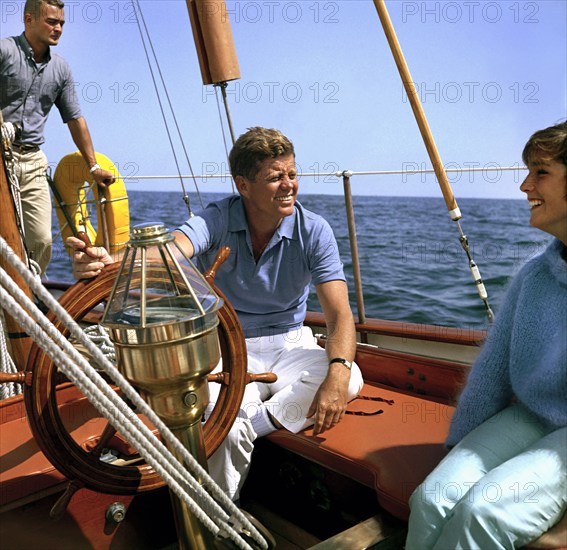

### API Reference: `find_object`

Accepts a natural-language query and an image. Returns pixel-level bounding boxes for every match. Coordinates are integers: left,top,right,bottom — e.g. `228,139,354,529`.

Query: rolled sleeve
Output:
177,211,216,256
55,65,82,123
309,218,345,285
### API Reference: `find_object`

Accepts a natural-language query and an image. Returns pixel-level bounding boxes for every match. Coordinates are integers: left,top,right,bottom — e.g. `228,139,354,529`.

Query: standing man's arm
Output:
67,117,115,188
307,279,357,435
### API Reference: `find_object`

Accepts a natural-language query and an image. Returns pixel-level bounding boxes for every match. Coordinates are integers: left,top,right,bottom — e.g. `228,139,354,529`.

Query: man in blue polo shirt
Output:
0,0,114,274
68,126,364,501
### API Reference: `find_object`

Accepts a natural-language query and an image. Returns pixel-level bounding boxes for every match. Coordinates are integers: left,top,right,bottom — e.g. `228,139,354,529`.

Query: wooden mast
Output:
0,136,33,370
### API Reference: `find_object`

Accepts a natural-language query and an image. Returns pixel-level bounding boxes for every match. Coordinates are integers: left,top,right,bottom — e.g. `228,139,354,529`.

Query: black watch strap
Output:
329,357,352,370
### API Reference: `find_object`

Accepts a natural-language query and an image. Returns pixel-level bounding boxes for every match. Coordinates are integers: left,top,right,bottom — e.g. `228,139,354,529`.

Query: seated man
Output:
68,126,364,501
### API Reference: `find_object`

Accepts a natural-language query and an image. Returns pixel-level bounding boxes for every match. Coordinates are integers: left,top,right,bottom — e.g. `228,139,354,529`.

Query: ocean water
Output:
47,191,550,330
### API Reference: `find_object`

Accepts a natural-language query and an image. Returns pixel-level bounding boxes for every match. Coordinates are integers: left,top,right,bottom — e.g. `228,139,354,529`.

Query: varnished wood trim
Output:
305,311,486,347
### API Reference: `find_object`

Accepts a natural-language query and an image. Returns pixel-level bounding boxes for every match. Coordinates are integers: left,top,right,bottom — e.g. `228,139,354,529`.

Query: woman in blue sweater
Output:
406,120,567,549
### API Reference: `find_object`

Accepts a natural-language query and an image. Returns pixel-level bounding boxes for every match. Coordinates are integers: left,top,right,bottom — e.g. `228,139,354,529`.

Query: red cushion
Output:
266,383,453,521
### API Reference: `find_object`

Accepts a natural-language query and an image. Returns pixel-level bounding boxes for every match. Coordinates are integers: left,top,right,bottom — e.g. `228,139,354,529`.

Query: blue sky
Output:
2,0,566,199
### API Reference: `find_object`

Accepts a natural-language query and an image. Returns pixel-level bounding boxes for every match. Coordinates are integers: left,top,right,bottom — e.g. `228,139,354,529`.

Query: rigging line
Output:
213,85,236,195
136,0,204,215
130,1,192,217
217,82,237,145
136,0,203,214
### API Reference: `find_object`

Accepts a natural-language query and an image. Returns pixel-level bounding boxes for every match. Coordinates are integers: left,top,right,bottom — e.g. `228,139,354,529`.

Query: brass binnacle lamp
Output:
101,222,222,549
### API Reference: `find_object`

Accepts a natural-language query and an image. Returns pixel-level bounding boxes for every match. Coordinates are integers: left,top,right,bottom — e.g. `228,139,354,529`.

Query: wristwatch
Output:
89,163,101,173
329,357,352,370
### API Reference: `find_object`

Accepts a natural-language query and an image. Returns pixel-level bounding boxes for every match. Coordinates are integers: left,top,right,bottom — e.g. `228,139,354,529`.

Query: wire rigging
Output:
131,0,204,212
213,84,236,194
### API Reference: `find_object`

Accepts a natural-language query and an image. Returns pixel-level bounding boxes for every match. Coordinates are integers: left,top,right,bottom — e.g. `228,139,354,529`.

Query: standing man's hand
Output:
90,166,115,188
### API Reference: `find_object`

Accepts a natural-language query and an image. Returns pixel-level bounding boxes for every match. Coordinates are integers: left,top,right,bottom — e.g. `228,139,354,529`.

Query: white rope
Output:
0,271,230,541
0,262,262,550
0,311,22,399
1,125,26,239
83,324,116,362
0,236,267,550
27,258,42,278
1,121,17,143
0,122,31,399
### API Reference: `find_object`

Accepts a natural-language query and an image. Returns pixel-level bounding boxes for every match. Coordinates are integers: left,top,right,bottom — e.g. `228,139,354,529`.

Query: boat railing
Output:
122,165,525,181
120,165,527,331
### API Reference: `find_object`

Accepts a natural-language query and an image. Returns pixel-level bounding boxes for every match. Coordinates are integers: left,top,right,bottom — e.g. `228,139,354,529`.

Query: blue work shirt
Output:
0,34,82,146
178,196,345,338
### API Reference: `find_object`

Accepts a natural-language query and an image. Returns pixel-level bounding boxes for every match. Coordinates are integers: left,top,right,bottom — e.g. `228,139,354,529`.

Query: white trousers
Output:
406,403,567,549
13,149,51,274
207,326,364,501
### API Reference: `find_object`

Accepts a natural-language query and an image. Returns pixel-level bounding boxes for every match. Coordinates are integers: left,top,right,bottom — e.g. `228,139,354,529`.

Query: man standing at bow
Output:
0,0,114,274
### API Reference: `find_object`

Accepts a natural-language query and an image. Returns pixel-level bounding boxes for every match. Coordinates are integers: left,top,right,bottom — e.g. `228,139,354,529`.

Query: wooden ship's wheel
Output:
24,261,248,495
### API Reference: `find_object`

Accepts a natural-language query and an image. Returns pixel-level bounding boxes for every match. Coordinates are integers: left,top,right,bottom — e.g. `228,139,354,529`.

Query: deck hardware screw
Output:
406,383,414,391
183,392,197,407
106,502,126,523
419,373,426,381
407,368,414,375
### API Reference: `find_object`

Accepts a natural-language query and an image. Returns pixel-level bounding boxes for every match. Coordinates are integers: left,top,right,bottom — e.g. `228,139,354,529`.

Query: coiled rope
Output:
82,324,116,363
0,311,21,399
1,121,36,398
1,121,26,246
0,235,267,550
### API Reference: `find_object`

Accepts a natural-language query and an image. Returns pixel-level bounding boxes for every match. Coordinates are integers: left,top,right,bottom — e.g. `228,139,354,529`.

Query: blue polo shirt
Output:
0,34,82,145
178,196,345,338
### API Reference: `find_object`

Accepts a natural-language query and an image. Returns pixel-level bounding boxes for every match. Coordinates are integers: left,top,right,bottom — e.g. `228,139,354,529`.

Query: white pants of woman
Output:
206,326,364,501
406,403,567,550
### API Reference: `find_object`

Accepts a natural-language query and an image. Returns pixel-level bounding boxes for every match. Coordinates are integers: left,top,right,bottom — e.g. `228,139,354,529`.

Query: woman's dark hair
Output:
522,120,567,168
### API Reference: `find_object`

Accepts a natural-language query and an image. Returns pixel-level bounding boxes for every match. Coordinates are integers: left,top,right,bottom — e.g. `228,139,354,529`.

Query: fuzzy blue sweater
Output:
447,239,567,447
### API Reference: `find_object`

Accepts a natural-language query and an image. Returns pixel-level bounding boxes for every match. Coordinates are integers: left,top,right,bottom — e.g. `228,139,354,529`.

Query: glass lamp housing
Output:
101,222,222,344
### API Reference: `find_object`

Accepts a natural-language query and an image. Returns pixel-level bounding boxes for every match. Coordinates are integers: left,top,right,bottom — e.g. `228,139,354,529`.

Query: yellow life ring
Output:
52,152,130,256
